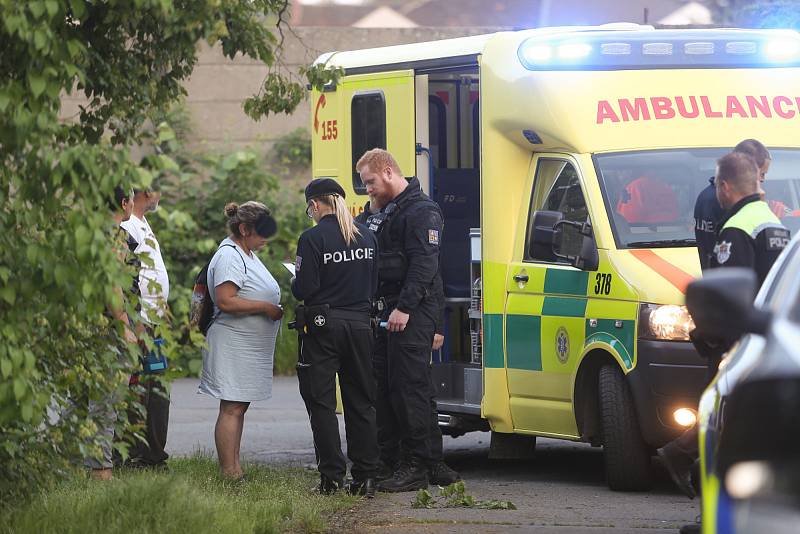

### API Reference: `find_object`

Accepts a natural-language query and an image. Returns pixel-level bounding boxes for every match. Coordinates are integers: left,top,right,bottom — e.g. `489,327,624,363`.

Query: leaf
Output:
411,488,435,509
0,286,16,305
45,0,58,17
479,500,517,510
156,123,176,143
66,40,83,58
13,378,26,401
0,358,11,378
222,153,240,171
28,74,46,98
21,402,33,422
29,2,45,18
69,0,86,18
75,225,90,248
33,29,48,51
82,281,92,299
0,91,10,113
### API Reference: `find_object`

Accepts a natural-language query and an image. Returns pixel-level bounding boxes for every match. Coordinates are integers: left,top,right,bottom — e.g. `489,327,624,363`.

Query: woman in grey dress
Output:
198,201,283,479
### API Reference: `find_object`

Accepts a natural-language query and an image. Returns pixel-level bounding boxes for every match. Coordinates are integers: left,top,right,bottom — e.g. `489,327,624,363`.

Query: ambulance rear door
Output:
321,70,417,213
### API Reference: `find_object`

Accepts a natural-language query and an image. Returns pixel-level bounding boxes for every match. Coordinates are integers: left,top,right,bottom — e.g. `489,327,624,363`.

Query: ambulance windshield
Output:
595,148,800,249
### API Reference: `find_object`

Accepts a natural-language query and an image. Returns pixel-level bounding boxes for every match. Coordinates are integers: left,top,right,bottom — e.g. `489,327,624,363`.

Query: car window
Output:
351,91,386,195
594,148,800,248
525,160,589,262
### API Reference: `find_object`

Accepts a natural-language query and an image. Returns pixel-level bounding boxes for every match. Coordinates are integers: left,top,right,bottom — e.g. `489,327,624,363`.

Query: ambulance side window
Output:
351,91,387,195
525,160,589,262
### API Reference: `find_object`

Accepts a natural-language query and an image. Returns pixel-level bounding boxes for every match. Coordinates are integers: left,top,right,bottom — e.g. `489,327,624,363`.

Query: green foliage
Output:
412,481,517,510
1,455,358,534
145,111,311,377
0,0,314,502
270,127,312,169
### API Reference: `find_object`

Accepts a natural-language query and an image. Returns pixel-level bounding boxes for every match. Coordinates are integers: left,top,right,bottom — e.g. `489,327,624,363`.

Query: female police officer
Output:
291,178,380,496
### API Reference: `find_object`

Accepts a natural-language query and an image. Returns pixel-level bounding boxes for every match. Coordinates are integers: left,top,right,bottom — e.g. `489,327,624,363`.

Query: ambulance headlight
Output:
638,304,695,341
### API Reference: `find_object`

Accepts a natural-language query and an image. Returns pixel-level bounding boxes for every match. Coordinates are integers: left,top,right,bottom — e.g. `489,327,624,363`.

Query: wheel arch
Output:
573,346,626,445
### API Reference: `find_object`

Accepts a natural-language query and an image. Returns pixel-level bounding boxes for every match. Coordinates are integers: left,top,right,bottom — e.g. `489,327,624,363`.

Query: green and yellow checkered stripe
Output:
483,266,636,371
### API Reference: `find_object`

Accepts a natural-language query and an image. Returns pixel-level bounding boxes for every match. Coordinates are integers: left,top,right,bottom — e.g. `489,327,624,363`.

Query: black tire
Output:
599,364,653,491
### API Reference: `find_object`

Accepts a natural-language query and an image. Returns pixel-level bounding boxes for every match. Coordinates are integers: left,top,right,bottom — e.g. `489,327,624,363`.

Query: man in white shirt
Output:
120,186,171,468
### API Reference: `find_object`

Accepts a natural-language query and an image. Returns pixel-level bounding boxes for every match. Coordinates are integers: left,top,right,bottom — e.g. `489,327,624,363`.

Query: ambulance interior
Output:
420,69,486,428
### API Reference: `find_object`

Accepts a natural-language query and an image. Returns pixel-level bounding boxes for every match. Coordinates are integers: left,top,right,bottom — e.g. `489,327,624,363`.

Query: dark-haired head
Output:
715,152,759,209
734,139,771,168
734,139,772,184
224,201,276,252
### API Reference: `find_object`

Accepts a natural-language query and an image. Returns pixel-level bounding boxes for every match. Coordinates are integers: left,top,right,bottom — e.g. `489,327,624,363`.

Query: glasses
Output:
306,203,314,219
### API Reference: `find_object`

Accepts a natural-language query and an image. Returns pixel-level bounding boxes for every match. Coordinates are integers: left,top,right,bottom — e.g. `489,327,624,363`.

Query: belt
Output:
327,308,371,323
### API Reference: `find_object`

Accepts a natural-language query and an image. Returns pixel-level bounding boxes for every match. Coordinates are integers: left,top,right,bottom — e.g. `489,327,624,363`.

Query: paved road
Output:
168,378,698,533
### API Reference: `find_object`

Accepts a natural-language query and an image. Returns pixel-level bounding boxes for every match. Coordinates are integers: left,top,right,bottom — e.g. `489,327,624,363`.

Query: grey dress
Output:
198,237,281,402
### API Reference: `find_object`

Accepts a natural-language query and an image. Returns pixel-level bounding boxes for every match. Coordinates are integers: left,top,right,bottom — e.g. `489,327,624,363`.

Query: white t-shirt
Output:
120,214,170,323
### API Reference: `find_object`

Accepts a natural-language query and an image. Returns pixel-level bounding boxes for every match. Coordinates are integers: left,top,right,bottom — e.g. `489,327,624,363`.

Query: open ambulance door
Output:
337,70,417,215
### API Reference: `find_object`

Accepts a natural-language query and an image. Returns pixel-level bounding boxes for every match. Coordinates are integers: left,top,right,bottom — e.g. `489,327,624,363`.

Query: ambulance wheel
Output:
599,364,653,491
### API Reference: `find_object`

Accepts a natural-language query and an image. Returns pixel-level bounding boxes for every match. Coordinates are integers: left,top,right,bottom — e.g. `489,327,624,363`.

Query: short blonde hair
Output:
356,148,402,176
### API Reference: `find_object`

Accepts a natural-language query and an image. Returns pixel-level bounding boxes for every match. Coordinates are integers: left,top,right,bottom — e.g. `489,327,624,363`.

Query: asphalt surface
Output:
168,378,698,533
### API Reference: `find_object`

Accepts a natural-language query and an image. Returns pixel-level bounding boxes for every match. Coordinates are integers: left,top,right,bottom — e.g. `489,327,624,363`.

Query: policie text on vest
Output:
323,248,375,265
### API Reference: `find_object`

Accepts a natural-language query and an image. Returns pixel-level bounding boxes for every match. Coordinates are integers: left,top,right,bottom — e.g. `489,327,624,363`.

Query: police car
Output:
689,234,800,533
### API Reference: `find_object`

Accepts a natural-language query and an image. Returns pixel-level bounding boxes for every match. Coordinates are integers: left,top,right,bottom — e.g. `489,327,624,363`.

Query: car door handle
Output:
513,273,529,283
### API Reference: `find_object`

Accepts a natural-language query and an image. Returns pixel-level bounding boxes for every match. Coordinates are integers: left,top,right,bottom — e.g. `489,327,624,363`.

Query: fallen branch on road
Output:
412,481,516,510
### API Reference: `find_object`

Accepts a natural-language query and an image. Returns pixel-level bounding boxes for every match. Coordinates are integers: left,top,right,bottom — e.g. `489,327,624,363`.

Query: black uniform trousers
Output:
127,374,170,465
373,300,443,465
297,311,380,482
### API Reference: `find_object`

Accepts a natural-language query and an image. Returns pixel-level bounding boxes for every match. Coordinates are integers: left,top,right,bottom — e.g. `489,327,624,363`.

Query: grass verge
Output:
0,456,359,534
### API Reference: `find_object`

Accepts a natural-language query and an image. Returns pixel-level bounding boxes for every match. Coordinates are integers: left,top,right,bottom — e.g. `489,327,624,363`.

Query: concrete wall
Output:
62,27,503,155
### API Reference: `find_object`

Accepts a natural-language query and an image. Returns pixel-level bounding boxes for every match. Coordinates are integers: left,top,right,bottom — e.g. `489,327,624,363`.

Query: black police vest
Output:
365,198,410,285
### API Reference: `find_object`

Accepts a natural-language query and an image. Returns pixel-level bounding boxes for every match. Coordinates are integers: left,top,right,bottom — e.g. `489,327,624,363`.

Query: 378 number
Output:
320,120,338,140
594,273,612,295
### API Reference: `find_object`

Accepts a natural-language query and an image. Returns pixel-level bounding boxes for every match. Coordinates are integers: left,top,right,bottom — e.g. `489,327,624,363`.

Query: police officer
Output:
710,151,790,285
659,151,790,511
695,139,774,270
354,148,458,492
291,178,380,497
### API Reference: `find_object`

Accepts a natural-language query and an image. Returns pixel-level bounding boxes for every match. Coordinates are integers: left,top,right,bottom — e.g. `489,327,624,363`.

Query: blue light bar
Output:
518,29,800,71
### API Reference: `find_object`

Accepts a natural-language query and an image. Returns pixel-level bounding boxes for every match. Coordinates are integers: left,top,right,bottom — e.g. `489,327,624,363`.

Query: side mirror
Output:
528,212,599,271
529,210,563,262
553,219,599,271
686,268,772,341
554,219,599,271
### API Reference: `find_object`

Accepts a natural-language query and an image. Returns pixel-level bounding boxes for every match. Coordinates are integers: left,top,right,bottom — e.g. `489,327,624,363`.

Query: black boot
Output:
428,461,460,486
376,458,429,493
375,460,397,482
348,478,376,498
318,474,343,495
657,445,696,499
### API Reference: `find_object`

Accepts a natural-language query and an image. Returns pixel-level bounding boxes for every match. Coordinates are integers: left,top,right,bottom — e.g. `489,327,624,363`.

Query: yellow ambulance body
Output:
310,24,800,491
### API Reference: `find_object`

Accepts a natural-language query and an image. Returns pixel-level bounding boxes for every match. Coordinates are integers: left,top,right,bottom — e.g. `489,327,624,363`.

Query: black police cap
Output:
304,178,346,202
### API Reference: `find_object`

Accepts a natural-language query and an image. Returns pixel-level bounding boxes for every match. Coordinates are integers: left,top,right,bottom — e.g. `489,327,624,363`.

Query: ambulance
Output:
309,24,800,491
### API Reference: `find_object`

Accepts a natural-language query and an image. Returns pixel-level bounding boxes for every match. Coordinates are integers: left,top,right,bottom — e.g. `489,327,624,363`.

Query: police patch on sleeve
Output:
715,241,732,264
295,255,302,271
765,227,791,251
428,229,440,245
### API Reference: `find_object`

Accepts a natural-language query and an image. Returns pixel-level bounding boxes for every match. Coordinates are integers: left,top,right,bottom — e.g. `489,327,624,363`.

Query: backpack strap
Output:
219,243,247,274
